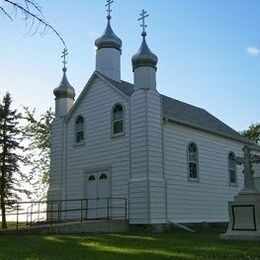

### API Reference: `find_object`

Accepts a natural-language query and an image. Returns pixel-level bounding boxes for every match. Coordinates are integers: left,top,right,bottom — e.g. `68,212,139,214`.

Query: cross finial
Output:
105,0,114,20
61,48,68,72
138,9,149,37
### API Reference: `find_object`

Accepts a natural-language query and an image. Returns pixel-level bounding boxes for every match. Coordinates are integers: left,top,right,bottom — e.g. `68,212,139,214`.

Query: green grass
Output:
0,221,27,229
0,227,259,259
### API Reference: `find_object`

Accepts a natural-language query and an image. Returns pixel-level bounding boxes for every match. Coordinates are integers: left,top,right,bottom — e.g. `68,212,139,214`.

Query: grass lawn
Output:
0,227,259,259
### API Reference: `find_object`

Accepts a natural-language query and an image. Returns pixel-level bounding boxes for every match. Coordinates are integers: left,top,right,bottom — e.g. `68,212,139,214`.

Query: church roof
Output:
102,74,248,143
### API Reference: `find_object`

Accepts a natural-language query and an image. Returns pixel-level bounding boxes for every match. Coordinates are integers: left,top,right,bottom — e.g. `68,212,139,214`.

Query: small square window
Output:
76,131,84,144
230,169,236,184
189,162,197,179
113,120,123,135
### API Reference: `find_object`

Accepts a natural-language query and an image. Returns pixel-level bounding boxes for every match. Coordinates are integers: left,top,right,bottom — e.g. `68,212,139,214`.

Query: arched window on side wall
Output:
228,152,237,185
99,173,107,180
112,104,124,136
75,115,84,144
88,175,95,181
188,142,199,181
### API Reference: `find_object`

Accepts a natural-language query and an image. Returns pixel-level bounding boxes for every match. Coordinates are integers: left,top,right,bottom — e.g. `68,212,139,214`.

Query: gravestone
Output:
220,145,260,240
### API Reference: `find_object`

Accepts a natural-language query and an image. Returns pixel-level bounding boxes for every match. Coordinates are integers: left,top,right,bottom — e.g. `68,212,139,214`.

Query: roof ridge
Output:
94,73,248,144
161,94,205,112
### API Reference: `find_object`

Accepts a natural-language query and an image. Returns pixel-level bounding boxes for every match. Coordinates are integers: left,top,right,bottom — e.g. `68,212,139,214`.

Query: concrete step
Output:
0,219,129,235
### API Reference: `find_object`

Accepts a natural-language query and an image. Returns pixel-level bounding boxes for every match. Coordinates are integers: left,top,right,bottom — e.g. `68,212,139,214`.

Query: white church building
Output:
48,6,252,225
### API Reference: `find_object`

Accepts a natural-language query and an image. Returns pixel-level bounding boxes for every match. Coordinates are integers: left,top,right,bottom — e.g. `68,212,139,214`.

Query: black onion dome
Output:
53,68,75,99
95,19,122,51
132,35,158,70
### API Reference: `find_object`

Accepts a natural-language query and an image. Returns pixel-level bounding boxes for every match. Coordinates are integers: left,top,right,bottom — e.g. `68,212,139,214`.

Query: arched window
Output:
228,152,237,185
75,115,84,144
112,104,124,136
88,175,95,181
188,142,199,181
99,173,107,180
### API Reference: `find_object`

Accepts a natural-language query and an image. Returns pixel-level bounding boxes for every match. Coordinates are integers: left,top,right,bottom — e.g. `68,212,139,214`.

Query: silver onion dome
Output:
132,32,158,70
95,18,122,51
53,68,75,99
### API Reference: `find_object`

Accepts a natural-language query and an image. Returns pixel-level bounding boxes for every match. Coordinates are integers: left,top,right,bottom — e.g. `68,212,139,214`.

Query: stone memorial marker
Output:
221,145,260,240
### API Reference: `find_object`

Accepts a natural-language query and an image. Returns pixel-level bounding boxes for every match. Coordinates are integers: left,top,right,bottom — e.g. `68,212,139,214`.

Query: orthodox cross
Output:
138,9,149,36
61,48,68,71
235,145,260,192
106,0,113,19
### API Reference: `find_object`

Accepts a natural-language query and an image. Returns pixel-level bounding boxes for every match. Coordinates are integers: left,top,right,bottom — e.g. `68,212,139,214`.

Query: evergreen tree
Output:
0,93,29,229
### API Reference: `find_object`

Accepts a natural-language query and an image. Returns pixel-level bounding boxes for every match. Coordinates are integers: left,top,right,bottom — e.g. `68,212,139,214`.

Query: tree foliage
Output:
0,0,66,47
23,107,54,200
0,93,30,229
242,123,260,145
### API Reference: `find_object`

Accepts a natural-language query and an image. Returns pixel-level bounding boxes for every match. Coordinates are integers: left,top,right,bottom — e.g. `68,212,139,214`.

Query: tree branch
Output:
0,6,13,21
2,0,66,48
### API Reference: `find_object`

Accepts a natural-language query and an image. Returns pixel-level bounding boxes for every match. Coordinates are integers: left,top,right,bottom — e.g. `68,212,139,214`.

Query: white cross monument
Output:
221,145,260,240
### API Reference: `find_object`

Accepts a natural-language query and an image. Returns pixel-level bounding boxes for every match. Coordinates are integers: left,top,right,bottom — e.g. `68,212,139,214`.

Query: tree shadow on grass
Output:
0,229,260,259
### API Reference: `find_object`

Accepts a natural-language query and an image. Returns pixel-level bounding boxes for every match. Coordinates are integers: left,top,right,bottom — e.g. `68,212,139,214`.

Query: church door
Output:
86,171,110,219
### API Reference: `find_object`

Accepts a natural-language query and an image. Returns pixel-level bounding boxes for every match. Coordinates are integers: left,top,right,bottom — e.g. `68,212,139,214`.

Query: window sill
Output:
111,132,125,139
229,182,238,187
188,177,199,183
74,141,86,147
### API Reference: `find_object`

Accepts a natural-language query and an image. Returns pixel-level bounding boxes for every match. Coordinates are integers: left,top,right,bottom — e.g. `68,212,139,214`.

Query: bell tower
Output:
95,0,122,81
129,10,166,224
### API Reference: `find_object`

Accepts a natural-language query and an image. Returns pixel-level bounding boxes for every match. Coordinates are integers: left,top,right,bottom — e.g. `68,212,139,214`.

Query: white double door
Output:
86,171,110,219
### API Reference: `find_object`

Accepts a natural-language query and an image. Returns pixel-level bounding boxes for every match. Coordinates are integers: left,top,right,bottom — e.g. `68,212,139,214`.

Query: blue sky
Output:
0,0,259,131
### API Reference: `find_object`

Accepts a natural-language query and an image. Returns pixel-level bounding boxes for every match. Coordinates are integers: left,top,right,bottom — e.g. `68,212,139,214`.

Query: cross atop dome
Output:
61,48,68,72
138,9,149,37
105,0,114,20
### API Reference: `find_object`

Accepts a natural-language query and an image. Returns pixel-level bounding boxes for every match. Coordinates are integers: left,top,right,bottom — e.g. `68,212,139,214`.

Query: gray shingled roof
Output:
102,75,248,143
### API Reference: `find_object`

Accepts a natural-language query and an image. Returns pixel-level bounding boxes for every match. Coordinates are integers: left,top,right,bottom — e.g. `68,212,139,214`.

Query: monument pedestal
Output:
220,192,260,240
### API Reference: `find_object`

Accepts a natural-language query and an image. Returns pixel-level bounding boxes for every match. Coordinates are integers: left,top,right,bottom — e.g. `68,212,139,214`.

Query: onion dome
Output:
132,31,158,70
53,68,75,99
95,17,122,51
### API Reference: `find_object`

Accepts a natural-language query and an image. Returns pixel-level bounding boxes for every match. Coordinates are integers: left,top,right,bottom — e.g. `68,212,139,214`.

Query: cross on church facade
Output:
61,48,68,71
235,145,260,192
138,9,149,36
105,0,114,19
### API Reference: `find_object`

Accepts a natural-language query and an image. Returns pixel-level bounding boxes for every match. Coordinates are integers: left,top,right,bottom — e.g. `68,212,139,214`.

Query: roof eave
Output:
164,116,252,145
64,71,130,123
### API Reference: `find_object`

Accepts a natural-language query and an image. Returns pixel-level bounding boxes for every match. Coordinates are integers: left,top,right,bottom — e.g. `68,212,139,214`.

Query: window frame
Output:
228,151,237,186
75,115,85,146
111,103,125,138
187,142,199,182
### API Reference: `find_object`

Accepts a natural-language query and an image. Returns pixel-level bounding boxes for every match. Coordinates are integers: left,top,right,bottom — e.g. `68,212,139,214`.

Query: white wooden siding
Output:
64,78,130,218
48,118,64,201
164,122,244,223
129,89,166,224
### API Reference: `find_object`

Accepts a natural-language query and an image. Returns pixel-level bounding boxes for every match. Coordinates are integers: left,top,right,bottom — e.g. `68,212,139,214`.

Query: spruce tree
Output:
0,93,29,229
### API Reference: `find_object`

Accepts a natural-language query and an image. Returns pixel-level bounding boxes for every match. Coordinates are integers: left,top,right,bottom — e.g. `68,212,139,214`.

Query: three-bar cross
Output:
235,145,260,192
138,9,149,35
106,0,114,19
61,48,68,70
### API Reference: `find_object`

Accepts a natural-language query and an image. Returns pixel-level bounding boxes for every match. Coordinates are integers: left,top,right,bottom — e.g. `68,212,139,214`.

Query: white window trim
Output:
228,151,237,186
187,142,199,182
111,103,125,138
75,115,86,146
